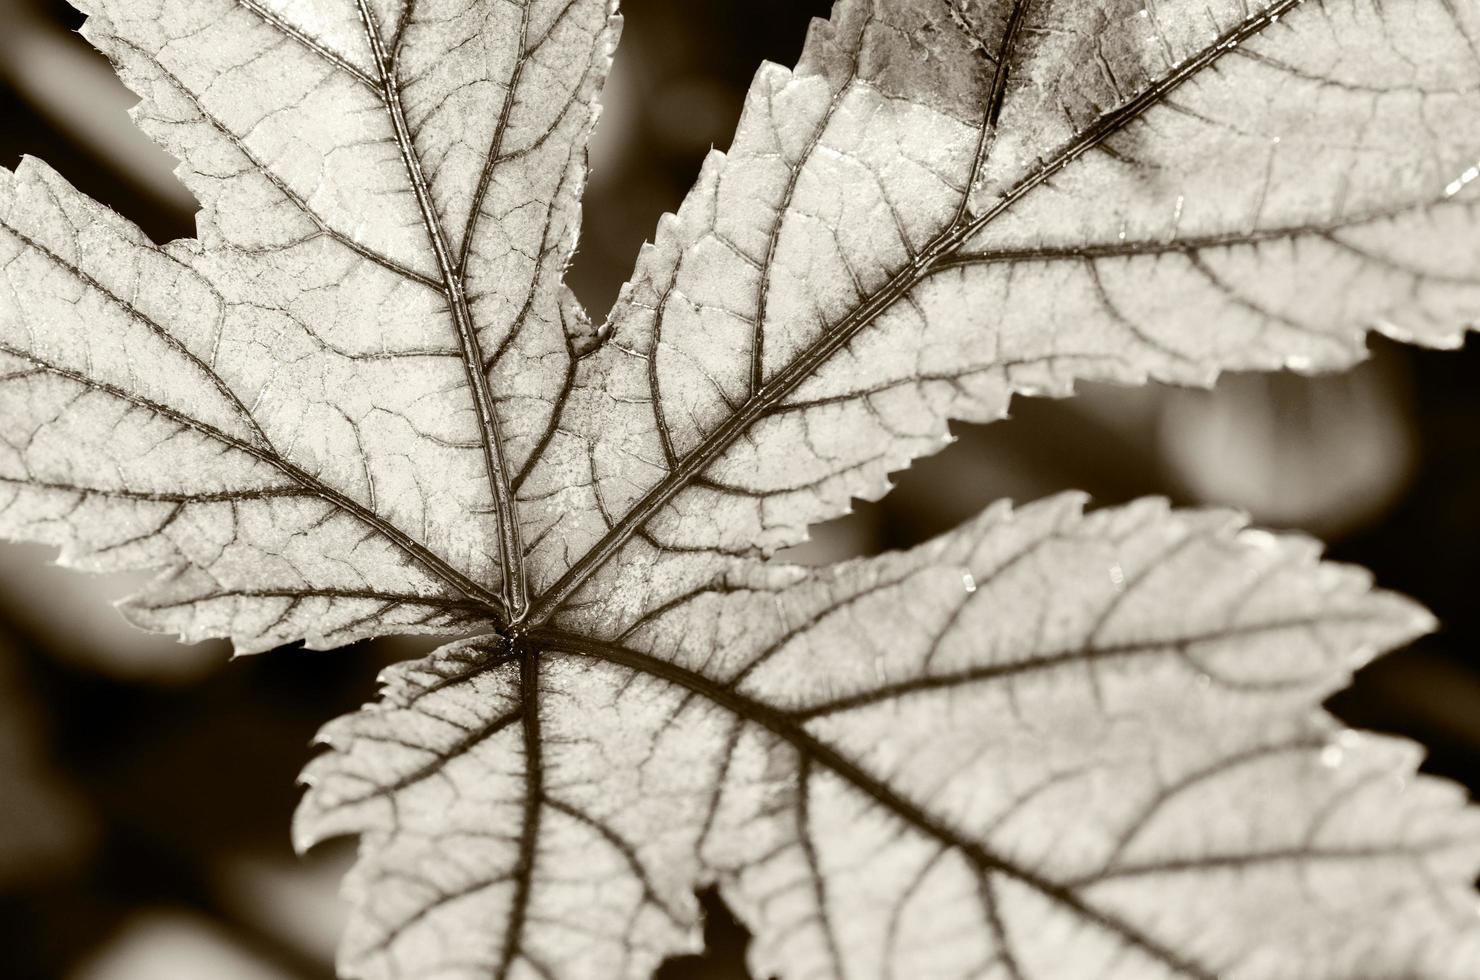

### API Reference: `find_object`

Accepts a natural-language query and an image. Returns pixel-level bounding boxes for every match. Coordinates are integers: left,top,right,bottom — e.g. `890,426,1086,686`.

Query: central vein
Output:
355,0,528,622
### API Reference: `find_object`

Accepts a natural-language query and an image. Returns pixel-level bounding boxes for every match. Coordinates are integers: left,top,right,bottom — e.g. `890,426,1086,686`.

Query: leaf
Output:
1,0,617,649
298,496,1480,978
3,0,1480,978
515,0,1480,619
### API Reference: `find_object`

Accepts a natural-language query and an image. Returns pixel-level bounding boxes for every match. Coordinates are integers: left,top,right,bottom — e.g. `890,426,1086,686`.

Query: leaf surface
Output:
300,496,1480,978
516,0,1480,620
3,0,1480,977
2,0,617,647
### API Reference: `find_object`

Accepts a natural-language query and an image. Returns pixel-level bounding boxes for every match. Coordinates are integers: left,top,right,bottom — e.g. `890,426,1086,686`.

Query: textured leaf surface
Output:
516,0,1480,620
300,497,1480,978
1,0,617,649
3,0,1480,978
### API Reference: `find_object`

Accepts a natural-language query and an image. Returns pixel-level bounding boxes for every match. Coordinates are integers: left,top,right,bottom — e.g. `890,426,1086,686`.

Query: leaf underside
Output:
3,0,1480,978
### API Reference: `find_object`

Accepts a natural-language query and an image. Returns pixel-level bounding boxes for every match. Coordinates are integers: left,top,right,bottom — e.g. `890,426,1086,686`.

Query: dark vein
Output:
496,653,544,980
134,586,490,614
977,873,1024,980
399,642,518,707
696,718,742,856
930,196,1479,271
512,336,579,493
789,611,1395,720
1069,841,1476,888
750,28,863,397
1234,46,1480,97
881,847,946,978
112,39,440,290
726,572,917,689
795,758,850,977
540,630,1215,978
456,0,533,278
526,0,1305,625
1098,738,1329,871
331,704,523,808
1084,258,1190,365
233,0,382,93
354,0,528,619
358,873,515,959
545,797,686,925
0,343,505,613
950,0,1032,227
649,278,681,467
1319,227,1480,285
0,219,273,447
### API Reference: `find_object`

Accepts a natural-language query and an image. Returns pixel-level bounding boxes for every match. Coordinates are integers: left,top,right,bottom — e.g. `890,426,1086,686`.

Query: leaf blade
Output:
0,159,503,649
518,0,1480,623
6,1,1480,976
305,497,1480,978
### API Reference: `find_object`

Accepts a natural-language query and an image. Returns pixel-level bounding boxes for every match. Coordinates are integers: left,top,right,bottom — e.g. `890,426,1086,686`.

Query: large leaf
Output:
299,496,1480,978
516,0,1480,620
3,0,1479,977
1,0,616,649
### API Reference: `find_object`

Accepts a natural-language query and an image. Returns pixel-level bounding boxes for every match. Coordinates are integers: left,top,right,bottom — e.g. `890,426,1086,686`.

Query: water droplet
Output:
962,571,977,594
1138,7,1149,16
1108,562,1126,591
1270,136,1281,145
1196,673,1213,690
1319,744,1344,769
1444,161,1480,197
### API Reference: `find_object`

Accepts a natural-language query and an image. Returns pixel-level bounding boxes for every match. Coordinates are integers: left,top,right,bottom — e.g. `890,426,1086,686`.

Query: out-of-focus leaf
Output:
0,633,93,888
1159,356,1418,538
71,909,293,980
0,0,195,216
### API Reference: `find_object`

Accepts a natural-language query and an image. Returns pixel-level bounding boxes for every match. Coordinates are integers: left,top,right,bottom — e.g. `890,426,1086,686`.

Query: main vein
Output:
235,0,380,92
538,629,1214,979
0,343,503,613
524,0,1304,624
354,0,529,621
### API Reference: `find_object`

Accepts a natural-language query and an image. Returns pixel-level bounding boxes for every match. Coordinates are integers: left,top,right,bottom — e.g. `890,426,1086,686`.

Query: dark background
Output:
1,1,1477,977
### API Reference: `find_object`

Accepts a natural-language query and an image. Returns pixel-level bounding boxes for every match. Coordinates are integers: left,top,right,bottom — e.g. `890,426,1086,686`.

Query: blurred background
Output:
1,0,1477,976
